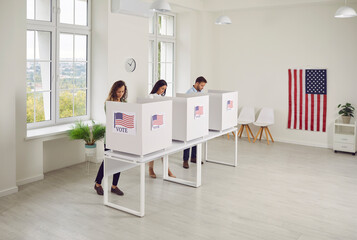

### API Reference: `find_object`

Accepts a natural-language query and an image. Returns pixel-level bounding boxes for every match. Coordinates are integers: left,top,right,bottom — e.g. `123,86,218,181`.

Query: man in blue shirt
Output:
183,76,207,169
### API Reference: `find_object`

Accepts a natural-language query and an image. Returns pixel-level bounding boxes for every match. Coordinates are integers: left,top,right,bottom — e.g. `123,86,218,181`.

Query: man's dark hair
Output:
195,76,207,84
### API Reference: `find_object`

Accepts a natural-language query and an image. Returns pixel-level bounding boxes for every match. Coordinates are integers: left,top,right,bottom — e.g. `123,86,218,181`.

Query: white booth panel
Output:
208,90,238,131
106,100,172,156
172,94,209,142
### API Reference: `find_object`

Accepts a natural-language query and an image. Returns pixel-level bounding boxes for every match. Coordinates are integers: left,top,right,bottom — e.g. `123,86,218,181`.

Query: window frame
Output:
26,0,91,129
149,12,176,97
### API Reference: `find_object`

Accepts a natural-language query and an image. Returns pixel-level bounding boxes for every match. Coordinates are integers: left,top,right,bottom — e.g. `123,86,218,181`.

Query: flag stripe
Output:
299,69,303,130
317,94,321,131
305,92,308,130
294,69,297,129
323,95,327,132
288,69,292,129
310,94,314,131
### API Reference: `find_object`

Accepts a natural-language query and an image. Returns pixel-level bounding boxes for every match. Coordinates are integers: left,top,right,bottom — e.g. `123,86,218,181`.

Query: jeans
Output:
95,161,120,185
95,144,120,186
183,146,197,161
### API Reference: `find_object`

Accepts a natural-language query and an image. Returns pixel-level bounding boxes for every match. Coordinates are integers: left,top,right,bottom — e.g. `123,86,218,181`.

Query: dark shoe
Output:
94,184,104,195
111,187,124,196
190,158,204,164
183,160,189,169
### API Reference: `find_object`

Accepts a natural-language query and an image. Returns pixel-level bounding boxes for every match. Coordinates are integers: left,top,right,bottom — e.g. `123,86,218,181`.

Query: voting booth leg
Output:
163,155,169,179
205,129,238,167
163,143,202,188
103,159,145,217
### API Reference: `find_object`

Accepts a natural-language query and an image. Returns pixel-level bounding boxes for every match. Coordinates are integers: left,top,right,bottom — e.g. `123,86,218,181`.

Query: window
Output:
149,13,176,96
26,0,90,128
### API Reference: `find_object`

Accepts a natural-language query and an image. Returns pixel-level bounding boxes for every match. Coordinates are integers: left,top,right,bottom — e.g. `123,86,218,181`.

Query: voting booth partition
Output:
207,90,238,131
168,93,209,142
105,100,172,156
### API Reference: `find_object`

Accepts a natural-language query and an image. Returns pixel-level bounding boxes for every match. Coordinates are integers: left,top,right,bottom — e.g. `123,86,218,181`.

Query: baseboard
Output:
0,186,18,197
16,174,44,186
273,138,329,149
234,135,330,149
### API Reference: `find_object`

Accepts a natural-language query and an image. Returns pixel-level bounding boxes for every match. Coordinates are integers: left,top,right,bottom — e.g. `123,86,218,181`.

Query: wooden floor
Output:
1,137,357,240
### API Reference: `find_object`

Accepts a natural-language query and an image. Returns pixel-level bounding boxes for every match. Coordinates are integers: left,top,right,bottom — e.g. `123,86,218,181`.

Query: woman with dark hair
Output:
148,80,175,178
150,79,167,96
94,80,127,196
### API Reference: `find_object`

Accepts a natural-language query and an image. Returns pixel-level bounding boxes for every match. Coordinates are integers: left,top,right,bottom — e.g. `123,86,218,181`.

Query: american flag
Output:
152,114,163,126
288,69,327,132
195,106,203,116
227,100,233,109
114,112,134,129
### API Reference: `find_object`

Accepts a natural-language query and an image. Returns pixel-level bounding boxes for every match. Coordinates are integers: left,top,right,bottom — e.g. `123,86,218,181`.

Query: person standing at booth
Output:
148,80,176,178
94,80,128,196
183,76,207,169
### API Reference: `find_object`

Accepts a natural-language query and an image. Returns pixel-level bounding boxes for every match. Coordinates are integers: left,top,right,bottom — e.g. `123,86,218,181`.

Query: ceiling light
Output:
215,15,232,25
150,0,171,12
335,0,357,18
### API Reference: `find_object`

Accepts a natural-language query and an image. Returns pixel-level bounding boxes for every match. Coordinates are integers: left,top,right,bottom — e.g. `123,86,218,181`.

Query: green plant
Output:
338,103,355,117
68,121,106,145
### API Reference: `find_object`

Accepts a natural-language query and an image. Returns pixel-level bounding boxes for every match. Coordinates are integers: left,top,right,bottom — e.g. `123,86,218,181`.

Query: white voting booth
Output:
171,93,209,142
105,100,172,156
208,90,238,131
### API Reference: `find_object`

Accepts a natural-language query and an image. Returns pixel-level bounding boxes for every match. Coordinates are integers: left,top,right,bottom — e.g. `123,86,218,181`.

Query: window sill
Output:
26,120,98,141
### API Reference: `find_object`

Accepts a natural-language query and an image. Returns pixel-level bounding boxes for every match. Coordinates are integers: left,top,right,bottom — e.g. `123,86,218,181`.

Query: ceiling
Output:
167,0,357,12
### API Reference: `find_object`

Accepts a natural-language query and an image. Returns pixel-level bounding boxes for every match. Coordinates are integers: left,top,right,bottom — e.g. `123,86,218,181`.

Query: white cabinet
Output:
333,117,357,155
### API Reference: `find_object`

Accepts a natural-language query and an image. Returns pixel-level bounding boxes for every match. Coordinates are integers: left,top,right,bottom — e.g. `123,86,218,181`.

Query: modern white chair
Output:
237,106,255,142
253,108,274,144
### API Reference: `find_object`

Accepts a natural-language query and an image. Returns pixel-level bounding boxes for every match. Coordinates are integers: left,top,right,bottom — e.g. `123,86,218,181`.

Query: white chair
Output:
253,108,274,144
237,106,255,142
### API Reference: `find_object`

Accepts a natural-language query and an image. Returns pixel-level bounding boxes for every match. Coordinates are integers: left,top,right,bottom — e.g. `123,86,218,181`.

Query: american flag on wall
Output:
288,69,327,132
114,112,135,129
152,114,163,126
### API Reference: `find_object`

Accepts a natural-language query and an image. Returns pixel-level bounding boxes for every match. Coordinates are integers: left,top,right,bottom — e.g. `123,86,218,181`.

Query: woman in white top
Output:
148,80,176,178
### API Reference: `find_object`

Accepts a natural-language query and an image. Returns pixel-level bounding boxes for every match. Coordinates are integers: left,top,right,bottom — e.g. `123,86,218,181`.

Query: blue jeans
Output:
183,146,197,161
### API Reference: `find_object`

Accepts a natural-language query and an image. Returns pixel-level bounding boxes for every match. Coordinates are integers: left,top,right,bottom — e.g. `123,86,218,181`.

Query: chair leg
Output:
259,127,264,140
226,133,230,140
253,127,262,143
267,127,274,142
232,131,236,138
247,125,254,138
239,125,244,138
264,127,270,145
245,125,251,143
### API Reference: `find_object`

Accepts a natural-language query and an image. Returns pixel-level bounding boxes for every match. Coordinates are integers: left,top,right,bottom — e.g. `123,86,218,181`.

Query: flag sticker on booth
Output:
151,114,164,131
194,105,204,119
227,100,233,111
113,111,136,135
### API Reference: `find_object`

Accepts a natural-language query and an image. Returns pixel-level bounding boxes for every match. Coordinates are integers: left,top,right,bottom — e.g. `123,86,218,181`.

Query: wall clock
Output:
125,58,136,72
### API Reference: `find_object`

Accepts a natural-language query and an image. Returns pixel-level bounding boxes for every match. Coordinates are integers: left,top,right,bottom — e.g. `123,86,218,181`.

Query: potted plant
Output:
68,121,106,161
338,103,355,124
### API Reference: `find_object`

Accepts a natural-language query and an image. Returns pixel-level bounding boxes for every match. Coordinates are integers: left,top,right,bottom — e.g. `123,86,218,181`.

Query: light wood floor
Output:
1,137,357,240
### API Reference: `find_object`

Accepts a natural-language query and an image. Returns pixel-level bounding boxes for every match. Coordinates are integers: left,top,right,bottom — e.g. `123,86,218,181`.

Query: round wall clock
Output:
125,58,136,72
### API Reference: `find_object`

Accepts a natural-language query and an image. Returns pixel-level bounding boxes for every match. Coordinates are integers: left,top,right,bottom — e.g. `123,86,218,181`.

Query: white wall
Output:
92,0,149,122
176,10,214,94
200,3,357,148
0,0,20,196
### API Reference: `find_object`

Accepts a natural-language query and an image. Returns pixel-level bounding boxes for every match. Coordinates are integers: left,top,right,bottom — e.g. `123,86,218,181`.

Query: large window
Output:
26,0,90,128
149,13,176,96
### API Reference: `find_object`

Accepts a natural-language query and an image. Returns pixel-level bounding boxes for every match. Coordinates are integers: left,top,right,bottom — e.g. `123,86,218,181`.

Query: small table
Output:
103,127,238,217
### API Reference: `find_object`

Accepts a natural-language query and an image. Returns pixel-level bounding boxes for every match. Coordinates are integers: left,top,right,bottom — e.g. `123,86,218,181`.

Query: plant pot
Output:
341,116,351,124
85,143,97,161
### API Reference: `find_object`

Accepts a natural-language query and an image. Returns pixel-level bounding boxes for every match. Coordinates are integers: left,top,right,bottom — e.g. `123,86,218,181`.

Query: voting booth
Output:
105,100,172,156
207,90,238,131
171,93,209,142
